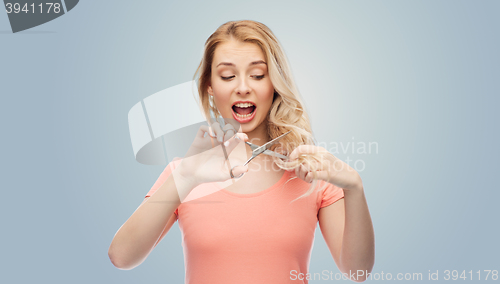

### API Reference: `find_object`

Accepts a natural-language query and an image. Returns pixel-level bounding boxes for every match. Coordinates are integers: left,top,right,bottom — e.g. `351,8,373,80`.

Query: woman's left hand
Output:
288,145,363,191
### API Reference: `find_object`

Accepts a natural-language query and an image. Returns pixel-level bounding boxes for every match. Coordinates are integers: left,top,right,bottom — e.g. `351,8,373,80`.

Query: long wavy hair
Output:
193,20,328,199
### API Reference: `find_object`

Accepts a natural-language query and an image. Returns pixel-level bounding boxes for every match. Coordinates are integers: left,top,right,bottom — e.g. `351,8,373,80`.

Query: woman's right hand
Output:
173,120,249,189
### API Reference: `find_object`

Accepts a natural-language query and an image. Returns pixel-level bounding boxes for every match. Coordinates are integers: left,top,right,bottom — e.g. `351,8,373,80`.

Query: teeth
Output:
233,102,255,118
235,111,254,118
234,102,255,108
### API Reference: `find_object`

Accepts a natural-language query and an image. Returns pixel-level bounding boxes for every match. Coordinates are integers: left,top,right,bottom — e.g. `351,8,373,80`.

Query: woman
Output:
109,20,375,283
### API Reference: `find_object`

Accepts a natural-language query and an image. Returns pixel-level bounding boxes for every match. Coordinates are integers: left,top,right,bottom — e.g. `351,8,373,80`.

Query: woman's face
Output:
208,39,275,134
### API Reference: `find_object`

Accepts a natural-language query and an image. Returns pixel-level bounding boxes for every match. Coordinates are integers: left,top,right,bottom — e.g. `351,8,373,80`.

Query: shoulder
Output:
316,180,344,209
145,158,183,198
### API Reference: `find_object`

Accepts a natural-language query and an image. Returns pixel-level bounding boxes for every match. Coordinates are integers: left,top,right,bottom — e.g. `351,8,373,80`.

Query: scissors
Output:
223,130,291,179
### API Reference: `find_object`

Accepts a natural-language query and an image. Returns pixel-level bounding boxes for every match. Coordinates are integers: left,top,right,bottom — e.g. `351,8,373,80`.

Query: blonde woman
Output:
109,20,375,283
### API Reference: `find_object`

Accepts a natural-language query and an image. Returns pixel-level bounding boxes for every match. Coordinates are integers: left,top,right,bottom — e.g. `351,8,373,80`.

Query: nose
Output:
236,77,251,96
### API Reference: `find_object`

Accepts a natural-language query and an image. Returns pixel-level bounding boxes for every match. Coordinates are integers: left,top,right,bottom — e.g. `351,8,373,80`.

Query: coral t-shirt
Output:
145,160,344,284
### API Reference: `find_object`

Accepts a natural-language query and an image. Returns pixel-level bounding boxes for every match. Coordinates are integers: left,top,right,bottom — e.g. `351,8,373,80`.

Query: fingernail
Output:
218,136,222,142
224,141,229,147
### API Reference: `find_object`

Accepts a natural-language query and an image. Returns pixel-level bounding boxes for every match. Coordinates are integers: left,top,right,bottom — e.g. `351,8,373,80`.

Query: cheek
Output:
258,84,275,106
212,91,232,114
211,84,231,102
213,96,230,111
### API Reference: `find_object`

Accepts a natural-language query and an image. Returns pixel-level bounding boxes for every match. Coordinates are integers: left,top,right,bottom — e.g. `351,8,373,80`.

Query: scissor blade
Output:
263,131,291,150
245,141,260,151
262,149,288,160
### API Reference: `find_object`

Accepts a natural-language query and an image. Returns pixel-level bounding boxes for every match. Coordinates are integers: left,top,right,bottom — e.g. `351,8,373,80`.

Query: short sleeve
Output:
144,159,182,216
319,181,344,209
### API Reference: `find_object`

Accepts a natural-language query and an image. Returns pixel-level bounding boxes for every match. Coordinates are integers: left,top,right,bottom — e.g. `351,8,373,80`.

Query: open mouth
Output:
231,102,256,119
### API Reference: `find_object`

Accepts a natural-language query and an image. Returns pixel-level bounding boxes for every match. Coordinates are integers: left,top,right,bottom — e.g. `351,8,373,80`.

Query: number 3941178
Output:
443,270,498,281
6,3,62,14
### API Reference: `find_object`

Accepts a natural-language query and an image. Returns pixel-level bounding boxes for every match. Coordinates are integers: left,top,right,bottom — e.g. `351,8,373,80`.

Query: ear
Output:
207,85,213,96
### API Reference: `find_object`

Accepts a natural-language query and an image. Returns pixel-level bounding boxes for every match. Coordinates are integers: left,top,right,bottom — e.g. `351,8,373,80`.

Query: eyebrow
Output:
216,60,267,67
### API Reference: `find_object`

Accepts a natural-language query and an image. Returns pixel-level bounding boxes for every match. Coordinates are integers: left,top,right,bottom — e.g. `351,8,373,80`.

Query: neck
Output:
245,119,270,146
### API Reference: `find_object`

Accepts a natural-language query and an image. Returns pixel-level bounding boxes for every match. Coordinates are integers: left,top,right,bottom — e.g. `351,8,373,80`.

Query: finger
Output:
231,165,249,178
211,122,224,143
296,165,309,180
222,123,236,132
222,123,236,142
220,117,242,134
299,171,307,182
299,164,308,181
223,132,248,154
223,129,236,144
295,164,306,180
305,171,315,183
289,145,324,161
294,162,304,178
197,125,216,138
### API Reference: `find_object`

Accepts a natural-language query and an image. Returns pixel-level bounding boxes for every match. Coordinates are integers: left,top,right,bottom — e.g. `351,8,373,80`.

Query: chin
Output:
240,124,255,133
243,117,267,134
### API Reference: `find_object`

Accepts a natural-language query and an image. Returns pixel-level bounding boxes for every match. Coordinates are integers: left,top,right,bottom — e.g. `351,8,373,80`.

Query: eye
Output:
253,75,265,80
221,76,235,80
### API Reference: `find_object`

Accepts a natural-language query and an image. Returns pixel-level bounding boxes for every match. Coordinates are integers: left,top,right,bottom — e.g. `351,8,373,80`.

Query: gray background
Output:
1,0,498,283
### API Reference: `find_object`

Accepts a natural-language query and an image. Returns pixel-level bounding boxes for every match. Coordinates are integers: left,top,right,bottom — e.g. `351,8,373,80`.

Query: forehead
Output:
213,40,265,66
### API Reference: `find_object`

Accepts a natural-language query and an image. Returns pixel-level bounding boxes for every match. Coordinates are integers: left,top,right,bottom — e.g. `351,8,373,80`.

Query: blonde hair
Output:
193,20,328,199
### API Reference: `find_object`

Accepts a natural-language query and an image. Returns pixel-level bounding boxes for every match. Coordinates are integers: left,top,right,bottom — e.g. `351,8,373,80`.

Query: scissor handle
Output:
230,165,245,179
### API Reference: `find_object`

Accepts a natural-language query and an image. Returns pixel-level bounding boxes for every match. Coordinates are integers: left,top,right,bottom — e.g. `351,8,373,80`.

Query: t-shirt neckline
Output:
218,170,291,198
